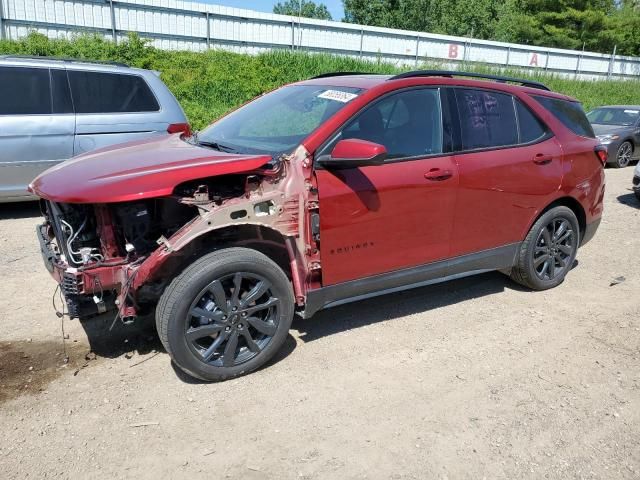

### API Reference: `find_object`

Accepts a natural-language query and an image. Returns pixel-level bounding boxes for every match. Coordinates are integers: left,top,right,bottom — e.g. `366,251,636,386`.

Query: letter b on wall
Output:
448,44,459,59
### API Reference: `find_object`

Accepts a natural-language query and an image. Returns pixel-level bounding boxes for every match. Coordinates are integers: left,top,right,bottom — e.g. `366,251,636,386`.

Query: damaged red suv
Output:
31,71,606,381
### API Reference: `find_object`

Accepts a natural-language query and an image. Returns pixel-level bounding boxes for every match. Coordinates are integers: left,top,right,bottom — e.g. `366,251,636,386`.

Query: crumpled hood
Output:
30,134,272,204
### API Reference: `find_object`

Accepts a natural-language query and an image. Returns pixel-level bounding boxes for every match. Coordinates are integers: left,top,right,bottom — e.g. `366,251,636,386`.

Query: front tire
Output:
612,141,633,168
156,247,295,382
510,206,580,291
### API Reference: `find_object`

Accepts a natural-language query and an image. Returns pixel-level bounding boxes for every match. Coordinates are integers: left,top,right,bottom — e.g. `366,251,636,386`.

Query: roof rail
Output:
0,55,129,68
388,70,550,91
311,71,373,79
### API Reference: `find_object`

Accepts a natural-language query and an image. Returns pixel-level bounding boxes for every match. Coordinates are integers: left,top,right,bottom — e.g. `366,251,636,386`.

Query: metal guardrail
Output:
2,0,639,80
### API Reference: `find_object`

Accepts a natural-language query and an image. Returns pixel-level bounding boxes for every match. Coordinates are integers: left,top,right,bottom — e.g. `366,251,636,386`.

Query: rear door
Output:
315,87,459,285
68,70,167,155
450,88,563,258
0,66,75,199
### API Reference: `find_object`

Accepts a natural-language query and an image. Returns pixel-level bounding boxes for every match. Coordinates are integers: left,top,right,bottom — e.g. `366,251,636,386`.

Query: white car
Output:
633,162,640,201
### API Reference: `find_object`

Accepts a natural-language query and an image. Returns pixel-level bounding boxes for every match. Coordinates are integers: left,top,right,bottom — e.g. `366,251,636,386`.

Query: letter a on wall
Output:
448,44,459,59
530,53,539,67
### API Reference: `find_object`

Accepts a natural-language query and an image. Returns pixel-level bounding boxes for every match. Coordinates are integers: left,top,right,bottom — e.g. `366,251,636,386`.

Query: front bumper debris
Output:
38,222,120,319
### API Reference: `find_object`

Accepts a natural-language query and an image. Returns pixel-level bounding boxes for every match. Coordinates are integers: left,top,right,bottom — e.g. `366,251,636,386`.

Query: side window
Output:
68,71,159,114
455,88,518,150
0,66,51,115
339,88,443,160
51,69,74,114
516,100,547,144
533,95,595,138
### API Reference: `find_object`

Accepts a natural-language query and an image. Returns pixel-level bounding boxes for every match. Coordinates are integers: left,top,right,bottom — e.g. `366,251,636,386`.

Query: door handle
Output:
533,154,553,165
424,169,453,181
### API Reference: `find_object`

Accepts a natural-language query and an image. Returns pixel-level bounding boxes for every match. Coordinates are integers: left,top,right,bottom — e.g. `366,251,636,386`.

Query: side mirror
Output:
318,139,387,169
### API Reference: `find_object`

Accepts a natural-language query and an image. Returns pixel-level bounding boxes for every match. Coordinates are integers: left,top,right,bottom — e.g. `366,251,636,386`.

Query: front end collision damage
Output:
40,145,321,322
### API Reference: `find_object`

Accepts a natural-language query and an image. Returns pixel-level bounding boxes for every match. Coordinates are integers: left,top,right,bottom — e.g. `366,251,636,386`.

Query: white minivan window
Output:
68,71,160,114
0,66,51,115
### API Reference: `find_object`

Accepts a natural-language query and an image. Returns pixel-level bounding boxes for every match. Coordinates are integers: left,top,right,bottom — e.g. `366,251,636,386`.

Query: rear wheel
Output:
156,248,294,382
510,206,579,290
613,141,633,168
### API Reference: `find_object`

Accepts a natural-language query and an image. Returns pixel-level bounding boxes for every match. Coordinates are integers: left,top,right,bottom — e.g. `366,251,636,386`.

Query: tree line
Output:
273,0,640,56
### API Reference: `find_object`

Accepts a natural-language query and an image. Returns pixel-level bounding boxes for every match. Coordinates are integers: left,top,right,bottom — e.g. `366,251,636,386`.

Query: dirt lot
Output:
0,168,638,480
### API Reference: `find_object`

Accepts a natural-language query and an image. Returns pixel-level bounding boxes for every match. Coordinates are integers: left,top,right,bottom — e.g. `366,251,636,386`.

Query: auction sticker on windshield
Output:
318,90,359,103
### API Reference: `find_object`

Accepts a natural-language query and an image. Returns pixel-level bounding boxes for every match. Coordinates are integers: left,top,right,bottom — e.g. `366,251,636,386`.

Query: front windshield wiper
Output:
197,141,238,153
190,133,238,153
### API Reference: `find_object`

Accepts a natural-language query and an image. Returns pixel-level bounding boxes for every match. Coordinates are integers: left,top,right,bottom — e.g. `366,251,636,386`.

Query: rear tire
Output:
510,206,580,291
156,247,294,382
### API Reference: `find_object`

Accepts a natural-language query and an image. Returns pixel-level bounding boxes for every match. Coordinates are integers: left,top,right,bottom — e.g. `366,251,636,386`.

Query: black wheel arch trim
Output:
525,197,587,246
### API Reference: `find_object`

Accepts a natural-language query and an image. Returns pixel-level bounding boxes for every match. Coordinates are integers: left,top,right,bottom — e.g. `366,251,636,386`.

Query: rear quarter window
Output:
68,71,159,114
515,100,548,144
533,95,594,138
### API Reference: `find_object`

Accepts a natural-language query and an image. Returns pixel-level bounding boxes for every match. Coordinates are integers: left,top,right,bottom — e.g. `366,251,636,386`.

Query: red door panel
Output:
450,137,564,257
316,156,458,286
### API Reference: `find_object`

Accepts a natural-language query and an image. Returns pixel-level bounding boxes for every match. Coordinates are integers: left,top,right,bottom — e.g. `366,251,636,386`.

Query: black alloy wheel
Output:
510,206,580,290
186,272,280,368
157,248,295,382
532,217,576,281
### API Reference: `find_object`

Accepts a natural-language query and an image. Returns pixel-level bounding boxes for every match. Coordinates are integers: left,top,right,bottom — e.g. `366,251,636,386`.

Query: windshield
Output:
587,107,640,126
195,85,363,157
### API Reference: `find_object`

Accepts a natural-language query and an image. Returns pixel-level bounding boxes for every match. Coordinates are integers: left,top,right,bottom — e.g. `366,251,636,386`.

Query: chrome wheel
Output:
185,272,280,368
533,218,576,281
616,142,633,168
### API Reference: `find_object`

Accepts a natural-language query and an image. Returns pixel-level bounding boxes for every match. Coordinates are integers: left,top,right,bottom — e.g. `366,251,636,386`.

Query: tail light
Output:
167,123,191,135
595,145,608,166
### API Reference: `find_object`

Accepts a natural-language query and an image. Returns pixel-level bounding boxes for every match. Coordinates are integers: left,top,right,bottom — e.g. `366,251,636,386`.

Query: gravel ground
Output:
0,168,638,480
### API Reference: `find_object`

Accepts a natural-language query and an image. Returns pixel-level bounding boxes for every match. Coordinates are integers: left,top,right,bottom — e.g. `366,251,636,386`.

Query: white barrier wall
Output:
2,0,640,79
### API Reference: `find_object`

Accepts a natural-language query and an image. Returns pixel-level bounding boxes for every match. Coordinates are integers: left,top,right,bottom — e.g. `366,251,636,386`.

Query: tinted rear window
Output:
455,88,518,150
534,95,594,138
0,66,51,115
68,71,159,114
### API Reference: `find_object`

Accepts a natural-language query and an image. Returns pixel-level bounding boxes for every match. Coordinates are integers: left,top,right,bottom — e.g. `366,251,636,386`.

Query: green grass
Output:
2,32,639,130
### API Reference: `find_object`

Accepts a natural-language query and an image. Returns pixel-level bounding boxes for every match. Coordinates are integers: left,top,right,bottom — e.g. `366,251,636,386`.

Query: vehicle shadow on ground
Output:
79,313,162,359
293,271,521,343
78,311,298,384
69,260,540,381
76,273,524,379
0,202,40,220
617,193,640,209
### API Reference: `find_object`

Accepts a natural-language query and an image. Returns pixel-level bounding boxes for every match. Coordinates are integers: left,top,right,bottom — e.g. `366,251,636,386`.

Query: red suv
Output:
31,71,606,381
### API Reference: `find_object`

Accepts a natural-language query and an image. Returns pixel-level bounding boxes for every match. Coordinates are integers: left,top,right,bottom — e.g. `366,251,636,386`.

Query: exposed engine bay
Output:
36,147,319,323
45,199,195,266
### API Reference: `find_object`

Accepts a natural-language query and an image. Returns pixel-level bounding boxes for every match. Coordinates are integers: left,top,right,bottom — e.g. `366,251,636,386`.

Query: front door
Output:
315,87,459,286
